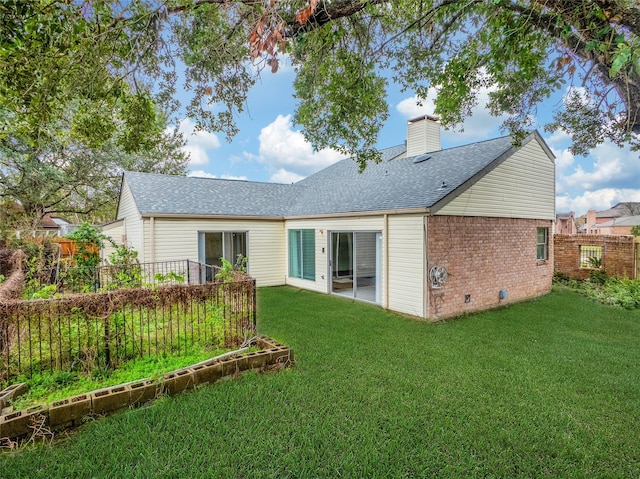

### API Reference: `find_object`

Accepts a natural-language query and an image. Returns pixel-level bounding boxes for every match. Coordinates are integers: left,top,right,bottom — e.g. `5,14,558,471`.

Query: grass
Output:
1,286,639,478
7,348,231,411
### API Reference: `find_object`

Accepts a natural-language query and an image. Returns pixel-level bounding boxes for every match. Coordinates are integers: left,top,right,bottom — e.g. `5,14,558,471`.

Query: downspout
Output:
384,213,389,309
423,215,429,320
149,216,155,263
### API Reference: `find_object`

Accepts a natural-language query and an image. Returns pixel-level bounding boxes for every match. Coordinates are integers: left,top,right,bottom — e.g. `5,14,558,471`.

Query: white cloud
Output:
252,114,345,181
270,169,304,184
177,118,221,167
559,142,639,191
396,85,508,142
551,147,575,170
188,170,248,181
221,174,248,181
557,189,640,215
188,170,217,179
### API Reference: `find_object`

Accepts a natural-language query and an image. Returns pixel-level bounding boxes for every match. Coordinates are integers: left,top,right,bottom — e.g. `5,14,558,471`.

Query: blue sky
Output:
174,58,640,216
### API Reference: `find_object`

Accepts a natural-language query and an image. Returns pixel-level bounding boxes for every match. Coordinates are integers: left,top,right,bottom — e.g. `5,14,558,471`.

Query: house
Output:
585,202,640,235
555,211,577,235
106,116,556,320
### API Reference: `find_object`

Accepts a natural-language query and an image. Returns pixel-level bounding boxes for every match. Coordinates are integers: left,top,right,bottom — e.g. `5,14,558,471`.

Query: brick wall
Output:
427,216,554,320
554,234,636,280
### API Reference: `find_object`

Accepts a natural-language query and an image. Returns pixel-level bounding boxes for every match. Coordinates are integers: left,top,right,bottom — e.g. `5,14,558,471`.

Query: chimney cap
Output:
408,114,439,124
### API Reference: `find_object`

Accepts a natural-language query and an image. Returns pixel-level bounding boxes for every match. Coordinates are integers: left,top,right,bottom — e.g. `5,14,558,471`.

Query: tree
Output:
0,100,188,227
1,0,639,171
0,1,189,228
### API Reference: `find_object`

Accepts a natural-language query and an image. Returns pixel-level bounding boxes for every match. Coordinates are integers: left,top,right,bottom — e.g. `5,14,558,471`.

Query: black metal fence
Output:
0,280,256,384
56,260,220,294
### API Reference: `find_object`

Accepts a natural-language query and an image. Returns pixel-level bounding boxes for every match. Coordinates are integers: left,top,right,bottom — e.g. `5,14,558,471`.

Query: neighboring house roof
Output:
592,215,640,228
122,131,550,218
596,202,640,218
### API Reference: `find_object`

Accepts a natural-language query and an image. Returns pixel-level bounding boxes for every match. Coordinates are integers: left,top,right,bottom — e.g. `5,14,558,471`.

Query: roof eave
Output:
139,213,285,221
285,207,431,220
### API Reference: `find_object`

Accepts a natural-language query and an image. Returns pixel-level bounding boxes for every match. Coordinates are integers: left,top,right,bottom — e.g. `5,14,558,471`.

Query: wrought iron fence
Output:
55,260,220,294
0,280,256,384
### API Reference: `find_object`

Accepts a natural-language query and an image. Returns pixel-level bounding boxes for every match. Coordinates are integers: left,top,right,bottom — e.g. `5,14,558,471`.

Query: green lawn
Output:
2,286,639,478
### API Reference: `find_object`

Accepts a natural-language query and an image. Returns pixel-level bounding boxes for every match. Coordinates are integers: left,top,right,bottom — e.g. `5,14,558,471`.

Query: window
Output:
580,245,602,268
199,232,247,268
536,227,548,260
289,229,315,281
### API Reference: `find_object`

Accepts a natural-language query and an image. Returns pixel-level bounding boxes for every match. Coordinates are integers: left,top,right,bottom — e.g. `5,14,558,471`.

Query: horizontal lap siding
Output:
100,222,124,263
116,181,145,260
436,139,555,220
144,218,285,286
285,217,384,294
387,215,425,318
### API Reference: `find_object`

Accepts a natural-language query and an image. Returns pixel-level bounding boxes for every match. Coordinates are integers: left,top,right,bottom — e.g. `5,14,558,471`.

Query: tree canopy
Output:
1,0,639,174
1,1,189,228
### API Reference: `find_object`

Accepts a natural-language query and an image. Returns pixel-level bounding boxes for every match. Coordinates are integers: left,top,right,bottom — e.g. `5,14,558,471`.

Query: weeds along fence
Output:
57,259,220,294
0,280,256,384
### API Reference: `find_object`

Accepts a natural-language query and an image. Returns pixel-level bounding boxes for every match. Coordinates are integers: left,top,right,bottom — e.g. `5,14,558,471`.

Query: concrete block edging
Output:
0,336,293,441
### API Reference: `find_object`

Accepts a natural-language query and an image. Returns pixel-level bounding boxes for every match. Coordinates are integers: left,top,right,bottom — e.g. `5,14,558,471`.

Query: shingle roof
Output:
593,215,640,227
596,202,640,218
123,173,292,216
122,133,535,218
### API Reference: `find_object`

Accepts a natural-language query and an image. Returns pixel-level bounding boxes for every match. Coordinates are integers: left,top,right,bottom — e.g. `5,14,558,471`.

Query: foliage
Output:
215,255,248,283
631,225,640,236
587,256,603,269
154,271,185,285
554,274,640,309
106,244,144,289
8,349,229,411
0,0,190,226
2,0,638,173
2,282,256,383
30,284,58,300
62,222,108,290
2,287,640,476
589,268,608,285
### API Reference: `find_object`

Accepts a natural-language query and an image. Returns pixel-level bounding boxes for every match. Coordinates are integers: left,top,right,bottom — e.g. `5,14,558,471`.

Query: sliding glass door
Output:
198,231,247,268
330,231,381,303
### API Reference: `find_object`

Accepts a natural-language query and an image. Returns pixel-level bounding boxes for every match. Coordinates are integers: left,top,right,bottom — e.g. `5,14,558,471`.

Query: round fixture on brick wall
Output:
429,266,448,289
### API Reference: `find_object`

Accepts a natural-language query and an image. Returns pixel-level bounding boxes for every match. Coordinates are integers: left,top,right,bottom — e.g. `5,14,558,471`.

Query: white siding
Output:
100,220,125,264
143,218,285,286
387,214,425,318
116,181,145,259
435,139,555,220
407,118,441,156
285,217,384,295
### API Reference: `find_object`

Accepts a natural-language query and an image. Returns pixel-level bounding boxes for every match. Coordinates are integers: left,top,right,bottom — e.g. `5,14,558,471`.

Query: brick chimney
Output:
406,115,441,157
586,209,597,234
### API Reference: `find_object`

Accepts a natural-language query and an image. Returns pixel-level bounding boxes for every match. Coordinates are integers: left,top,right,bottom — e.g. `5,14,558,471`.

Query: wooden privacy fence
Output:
0,280,256,384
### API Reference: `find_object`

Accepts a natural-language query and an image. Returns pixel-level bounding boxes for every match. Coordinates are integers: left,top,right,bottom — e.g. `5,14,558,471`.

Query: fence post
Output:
104,316,111,369
252,279,257,330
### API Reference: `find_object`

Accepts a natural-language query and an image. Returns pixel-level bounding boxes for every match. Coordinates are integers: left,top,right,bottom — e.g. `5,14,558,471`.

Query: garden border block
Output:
48,394,91,429
0,382,28,410
0,336,293,441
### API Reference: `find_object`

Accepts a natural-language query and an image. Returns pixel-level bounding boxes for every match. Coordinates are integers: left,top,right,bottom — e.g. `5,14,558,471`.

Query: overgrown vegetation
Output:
1,282,256,386
8,350,227,412
554,272,640,309
1,287,639,477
